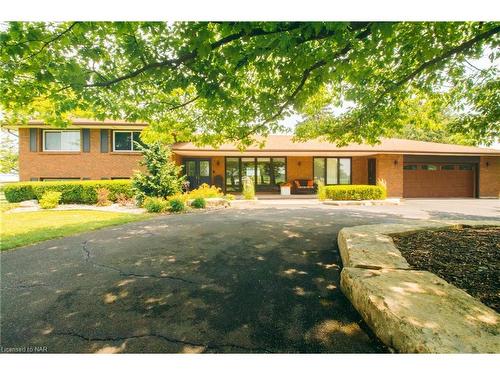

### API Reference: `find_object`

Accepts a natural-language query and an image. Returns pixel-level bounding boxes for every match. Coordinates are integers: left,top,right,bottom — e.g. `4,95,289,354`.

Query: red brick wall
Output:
19,128,143,181
351,156,368,185
479,156,500,198
211,156,225,185
375,154,403,197
287,156,313,181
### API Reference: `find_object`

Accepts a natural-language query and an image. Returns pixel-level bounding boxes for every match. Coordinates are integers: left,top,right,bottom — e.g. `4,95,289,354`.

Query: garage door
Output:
403,163,475,198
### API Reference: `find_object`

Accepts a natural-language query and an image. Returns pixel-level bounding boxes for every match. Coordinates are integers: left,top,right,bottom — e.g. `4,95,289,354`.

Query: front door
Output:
368,158,376,185
184,159,211,190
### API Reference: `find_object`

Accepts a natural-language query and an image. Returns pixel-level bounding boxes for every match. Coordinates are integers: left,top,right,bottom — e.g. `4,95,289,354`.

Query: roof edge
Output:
172,150,500,157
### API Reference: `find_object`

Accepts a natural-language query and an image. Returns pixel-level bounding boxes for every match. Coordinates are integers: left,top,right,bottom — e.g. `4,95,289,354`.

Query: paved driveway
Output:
1,199,498,353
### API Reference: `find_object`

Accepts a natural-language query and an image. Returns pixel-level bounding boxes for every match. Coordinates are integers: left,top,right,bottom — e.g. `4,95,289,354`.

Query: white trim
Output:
112,130,142,152
42,130,81,152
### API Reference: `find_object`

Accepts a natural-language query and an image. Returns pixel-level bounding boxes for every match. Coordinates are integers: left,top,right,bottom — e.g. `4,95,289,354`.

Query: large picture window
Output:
313,157,351,185
225,157,286,192
113,131,143,152
43,130,81,152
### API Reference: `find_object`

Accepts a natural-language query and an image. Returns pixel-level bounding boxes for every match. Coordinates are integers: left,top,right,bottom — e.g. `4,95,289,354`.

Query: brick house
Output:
15,119,147,182
10,119,500,198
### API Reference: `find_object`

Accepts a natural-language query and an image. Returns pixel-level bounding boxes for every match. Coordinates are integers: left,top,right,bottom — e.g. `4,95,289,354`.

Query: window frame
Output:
112,130,142,152
224,156,287,192
441,165,456,170
42,130,81,152
458,164,473,171
403,164,418,170
421,164,438,171
40,178,81,181
313,157,352,185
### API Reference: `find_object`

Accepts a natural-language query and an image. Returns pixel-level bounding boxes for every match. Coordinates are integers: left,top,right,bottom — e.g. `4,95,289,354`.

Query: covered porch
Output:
172,135,500,198
174,153,386,194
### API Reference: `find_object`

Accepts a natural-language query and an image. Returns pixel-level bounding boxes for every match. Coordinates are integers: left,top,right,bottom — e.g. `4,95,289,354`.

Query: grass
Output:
0,210,151,251
0,201,19,212
0,190,19,212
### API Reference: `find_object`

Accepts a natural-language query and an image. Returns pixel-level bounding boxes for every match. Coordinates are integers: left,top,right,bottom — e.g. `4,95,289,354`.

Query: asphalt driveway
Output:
1,199,498,353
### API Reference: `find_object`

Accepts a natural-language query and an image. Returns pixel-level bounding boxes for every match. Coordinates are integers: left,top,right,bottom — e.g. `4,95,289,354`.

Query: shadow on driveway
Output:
1,204,496,353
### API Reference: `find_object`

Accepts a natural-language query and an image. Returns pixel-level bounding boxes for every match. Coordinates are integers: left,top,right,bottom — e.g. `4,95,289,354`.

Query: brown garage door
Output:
403,163,475,198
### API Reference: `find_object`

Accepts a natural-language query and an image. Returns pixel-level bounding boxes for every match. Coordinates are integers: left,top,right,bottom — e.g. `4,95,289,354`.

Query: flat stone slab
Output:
323,198,400,206
338,227,411,270
19,199,38,207
205,197,230,207
338,220,500,353
341,267,500,353
338,220,500,270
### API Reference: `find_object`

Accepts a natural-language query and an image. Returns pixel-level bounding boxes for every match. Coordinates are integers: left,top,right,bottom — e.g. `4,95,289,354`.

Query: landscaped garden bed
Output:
392,226,500,312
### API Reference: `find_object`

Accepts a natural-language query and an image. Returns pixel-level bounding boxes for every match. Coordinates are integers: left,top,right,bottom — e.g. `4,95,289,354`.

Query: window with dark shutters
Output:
100,129,109,153
29,128,38,152
82,129,90,152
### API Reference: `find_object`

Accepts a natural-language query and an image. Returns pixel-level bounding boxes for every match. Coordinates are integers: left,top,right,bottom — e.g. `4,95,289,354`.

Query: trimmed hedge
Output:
323,185,387,201
2,183,34,202
3,180,134,204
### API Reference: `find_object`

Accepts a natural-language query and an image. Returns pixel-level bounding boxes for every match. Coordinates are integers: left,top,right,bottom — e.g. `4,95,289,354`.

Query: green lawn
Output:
0,210,151,251
0,202,19,212
0,190,18,212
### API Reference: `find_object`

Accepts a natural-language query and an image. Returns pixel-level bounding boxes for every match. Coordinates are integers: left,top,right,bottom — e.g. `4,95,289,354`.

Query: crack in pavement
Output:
53,330,274,353
82,240,197,284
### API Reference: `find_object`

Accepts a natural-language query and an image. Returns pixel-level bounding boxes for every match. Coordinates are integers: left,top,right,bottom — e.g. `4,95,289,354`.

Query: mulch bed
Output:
392,226,499,313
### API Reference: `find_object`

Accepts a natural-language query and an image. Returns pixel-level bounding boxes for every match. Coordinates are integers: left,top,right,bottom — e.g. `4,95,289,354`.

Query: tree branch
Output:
2,22,76,49
370,25,500,110
294,22,372,46
82,23,305,88
25,22,78,60
165,95,200,111
127,31,148,65
464,58,486,72
246,23,374,136
6,129,19,138
232,27,376,142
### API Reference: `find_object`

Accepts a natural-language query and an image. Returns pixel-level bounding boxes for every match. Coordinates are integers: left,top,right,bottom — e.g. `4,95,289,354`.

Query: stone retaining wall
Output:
338,220,500,353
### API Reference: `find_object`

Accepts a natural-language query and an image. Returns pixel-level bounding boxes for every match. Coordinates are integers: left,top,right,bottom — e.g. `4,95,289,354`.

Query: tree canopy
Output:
1,22,498,146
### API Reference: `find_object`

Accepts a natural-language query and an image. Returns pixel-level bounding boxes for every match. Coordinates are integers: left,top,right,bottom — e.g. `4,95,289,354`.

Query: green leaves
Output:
1,21,499,147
